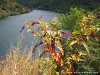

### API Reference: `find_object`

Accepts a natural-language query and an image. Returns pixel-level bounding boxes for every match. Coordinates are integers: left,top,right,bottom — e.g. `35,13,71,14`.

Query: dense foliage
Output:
17,0,100,13
59,8,100,75
20,8,100,75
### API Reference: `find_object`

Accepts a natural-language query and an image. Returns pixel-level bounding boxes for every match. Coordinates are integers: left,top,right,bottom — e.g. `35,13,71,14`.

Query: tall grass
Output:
0,40,52,75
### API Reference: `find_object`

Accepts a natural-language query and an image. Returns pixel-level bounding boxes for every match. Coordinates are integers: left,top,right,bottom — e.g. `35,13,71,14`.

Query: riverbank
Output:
0,1,31,19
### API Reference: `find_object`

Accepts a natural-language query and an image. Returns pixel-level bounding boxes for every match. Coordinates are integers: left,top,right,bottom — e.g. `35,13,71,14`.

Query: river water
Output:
0,10,59,56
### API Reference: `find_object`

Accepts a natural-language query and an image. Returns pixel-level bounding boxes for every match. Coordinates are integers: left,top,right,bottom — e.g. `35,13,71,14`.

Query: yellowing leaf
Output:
47,30,57,36
81,41,89,53
82,16,87,22
56,72,59,75
53,17,57,21
69,40,77,46
58,30,64,38
79,52,86,56
71,54,78,62
43,36,51,43
34,33,41,38
27,22,32,28
49,22,56,27
55,38,62,46
71,54,85,62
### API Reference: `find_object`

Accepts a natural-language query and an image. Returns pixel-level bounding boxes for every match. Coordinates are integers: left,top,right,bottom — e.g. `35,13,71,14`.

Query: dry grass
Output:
0,41,46,75
0,32,54,75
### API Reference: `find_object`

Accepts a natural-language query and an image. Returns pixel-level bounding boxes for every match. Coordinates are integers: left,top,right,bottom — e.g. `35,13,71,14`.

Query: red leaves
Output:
21,14,100,75
49,49,56,56
31,20,39,25
55,53,62,63
32,15,43,25
31,15,43,25
44,43,52,51
44,43,56,56
44,42,62,63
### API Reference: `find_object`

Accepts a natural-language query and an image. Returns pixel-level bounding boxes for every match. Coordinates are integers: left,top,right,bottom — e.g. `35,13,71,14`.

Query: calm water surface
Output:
0,10,59,56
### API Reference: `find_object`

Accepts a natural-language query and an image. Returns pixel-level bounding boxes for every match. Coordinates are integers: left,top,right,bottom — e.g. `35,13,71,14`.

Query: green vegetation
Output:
0,0,100,74
1,0,99,19
17,0,100,13
2,8,98,75
59,8,100,75
0,0,30,19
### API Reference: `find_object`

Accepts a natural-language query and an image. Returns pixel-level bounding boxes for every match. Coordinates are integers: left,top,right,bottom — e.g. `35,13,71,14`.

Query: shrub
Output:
20,8,100,75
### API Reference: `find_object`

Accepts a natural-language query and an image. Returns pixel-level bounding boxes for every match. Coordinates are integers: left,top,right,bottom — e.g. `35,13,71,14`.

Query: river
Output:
0,10,59,56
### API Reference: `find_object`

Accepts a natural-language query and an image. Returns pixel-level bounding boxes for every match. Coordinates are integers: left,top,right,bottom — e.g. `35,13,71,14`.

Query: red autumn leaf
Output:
44,43,52,51
32,15,43,25
31,20,39,25
44,43,56,56
55,53,62,63
49,49,56,56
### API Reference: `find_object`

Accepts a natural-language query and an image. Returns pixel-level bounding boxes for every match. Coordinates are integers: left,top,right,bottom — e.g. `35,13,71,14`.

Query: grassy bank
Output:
0,45,39,75
0,41,52,75
0,0,31,19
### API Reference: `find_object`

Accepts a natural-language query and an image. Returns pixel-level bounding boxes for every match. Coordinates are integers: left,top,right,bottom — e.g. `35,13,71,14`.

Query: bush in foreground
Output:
0,8,100,75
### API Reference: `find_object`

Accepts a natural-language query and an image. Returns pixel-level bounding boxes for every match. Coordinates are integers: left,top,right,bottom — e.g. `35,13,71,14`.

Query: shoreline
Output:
0,9,32,20
0,1,32,20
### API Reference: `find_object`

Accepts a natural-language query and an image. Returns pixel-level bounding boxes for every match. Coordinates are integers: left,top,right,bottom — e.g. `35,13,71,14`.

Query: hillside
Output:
0,0,30,19
17,0,100,13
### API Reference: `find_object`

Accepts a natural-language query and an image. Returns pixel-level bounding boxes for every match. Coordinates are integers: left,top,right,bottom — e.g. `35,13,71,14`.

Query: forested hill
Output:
0,0,30,19
17,0,100,13
0,0,99,19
